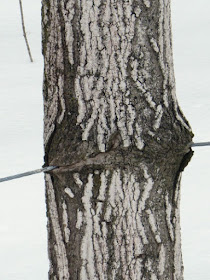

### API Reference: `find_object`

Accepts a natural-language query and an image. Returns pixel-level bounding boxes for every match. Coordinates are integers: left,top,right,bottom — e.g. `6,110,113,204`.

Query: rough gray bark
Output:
42,0,193,279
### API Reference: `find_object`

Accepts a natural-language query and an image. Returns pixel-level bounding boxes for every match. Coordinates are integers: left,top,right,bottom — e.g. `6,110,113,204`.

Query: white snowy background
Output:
0,0,209,279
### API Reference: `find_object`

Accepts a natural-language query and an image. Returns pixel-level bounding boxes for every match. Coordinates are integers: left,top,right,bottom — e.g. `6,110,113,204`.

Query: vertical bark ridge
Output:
46,174,70,279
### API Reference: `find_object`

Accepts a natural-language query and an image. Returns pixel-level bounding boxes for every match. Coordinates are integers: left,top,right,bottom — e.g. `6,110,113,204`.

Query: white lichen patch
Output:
134,6,141,17
145,92,156,110
61,0,75,65
173,186,183,279
165,194,174,241
174,174,181,203
73,173,83,188
153,104,163,130
136,215,149,245
65,187,74,198
76,209,83,229
150,38,159,53
57,76,66,124
97,170,109,201
135,123,145,150
146,209,161,243
104,170,120,222
143,0,151,8
158,244,165,276
138,164,154,211
151,273,158,280
62,202,70,243
130,58,139,82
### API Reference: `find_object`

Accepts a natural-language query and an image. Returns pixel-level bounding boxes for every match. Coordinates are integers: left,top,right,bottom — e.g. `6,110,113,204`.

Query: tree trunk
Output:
42,0,193,279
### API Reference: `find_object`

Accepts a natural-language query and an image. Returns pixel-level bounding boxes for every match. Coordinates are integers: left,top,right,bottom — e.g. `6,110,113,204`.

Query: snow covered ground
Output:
0,0,209,279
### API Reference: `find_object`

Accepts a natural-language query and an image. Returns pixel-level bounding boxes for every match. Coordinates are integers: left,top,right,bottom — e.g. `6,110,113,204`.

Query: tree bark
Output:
42,0,193,279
